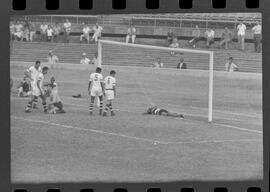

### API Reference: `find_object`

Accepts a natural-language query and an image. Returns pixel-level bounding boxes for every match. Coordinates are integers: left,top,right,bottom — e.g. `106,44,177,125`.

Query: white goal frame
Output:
98,39,214,122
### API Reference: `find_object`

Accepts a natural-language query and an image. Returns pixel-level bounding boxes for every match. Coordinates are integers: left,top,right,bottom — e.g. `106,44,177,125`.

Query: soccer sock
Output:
42,101,48,112
109,104,113,112
99,100,103,111
104,104,110,113
32,96,38,108
89,102,94,113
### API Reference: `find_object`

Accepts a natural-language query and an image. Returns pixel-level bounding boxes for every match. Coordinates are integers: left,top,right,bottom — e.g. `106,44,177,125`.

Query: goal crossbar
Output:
98,39,214,122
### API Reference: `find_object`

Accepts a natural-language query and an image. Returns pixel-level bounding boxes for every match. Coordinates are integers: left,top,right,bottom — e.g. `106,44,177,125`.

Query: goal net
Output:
97,40,214,122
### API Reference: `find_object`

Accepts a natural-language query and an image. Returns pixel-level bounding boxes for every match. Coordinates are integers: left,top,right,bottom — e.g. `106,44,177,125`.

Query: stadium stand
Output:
10,41,261,73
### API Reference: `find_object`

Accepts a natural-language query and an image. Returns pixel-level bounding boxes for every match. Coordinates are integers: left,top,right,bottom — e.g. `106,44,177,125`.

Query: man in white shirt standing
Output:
252,21,261,53
63,19,72,43
46,25,54,42
126,24,136,44
91,23,103,43
225,57,239,72
237,21,246,51
40,22,48,42
47,50,59,69
205,28,215,48
80,23,91,44
88,67,105,116
103,70,116,116
80,52,90,65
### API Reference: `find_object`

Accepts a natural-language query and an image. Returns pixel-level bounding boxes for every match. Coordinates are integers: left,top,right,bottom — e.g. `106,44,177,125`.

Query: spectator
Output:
205,27,215,48
219,27,233,49
169,38,179,56
91,23,103,43
10,21,16,40
252,21,261,53
167,29,175,46
225,57,239,72
153,57,164,68
126,24,136,44
80,23,91,44
14,21,24,41
40,22,48,42
46,25,54,42
80,52,91,65
236,21,246,50
91,52,101,68
17,77,31,97
47,50,59,69
177,57,187,69
63,19,72,43
28,21,36,42
53,22,61,43
189,25,201,48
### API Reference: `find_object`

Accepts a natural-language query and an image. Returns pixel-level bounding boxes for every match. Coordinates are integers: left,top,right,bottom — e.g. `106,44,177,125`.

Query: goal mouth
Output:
98,39,214,122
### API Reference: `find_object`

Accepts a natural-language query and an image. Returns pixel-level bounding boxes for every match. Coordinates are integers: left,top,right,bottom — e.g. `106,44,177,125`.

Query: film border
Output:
1,0,269,191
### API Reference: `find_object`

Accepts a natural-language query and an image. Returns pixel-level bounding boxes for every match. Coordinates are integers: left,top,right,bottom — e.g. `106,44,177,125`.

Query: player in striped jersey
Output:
144,106,184,118
25,66,49,113
88,67,105,115
44,77,66,114
103,70,116,116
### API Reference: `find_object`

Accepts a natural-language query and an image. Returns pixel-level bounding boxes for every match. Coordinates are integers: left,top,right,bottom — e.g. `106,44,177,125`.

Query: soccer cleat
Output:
25,107,31,113
111,111,115,116
178,114,184,118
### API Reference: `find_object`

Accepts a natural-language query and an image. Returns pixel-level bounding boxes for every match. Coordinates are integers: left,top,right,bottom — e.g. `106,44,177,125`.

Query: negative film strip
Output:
1,0,269,191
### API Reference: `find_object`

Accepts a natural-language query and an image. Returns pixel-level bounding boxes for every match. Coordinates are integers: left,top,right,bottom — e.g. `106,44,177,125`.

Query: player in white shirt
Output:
225,57,239,72
24,61,42,107
80,23,91,44
25,66,49,113
252,21,262,53
126,24,136,44
91,23,103,43
103,70,116,116
80,52,91,65
88,67,105,115
237,22,246,50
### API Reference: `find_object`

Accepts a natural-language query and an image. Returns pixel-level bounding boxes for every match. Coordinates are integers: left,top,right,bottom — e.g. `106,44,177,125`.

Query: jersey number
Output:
94,74,98,81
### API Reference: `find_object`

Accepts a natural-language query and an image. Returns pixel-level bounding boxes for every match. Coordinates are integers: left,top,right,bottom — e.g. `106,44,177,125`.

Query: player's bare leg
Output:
98,96,103,115
25,95,38,112
166,112,184,118
89,96,95,116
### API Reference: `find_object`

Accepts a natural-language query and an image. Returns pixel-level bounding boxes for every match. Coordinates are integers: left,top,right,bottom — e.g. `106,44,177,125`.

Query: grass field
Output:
10,62,263,183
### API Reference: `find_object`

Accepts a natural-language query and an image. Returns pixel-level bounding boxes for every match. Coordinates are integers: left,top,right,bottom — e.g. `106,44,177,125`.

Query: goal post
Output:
98,39,214,122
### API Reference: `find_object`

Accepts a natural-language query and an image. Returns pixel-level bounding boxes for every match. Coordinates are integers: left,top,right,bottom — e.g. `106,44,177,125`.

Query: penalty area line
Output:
11,116,261,145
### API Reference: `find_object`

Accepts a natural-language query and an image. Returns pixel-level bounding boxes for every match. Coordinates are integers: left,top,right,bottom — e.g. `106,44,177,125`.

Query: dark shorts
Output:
159,109,168,115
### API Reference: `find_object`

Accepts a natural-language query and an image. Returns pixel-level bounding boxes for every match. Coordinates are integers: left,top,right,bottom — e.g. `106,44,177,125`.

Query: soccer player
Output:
24,60,42,108
88,67,105,115
143,106,184,118
44,77,66,114
25,66,49,113
103,70,116,116
17,77,31,97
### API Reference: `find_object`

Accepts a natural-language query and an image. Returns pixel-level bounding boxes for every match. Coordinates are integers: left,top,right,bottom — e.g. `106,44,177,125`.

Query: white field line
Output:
11,96,262,135
11,115,261,145
190,106,262,119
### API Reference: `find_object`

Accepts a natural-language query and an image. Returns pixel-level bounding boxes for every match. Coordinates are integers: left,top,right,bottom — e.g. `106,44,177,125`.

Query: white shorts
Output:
90,87,103,97
32,85,42,97
105,90,114,100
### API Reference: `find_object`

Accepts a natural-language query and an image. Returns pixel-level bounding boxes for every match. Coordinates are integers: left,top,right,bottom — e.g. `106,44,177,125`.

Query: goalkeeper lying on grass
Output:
44,77,66,114
143,106,184,118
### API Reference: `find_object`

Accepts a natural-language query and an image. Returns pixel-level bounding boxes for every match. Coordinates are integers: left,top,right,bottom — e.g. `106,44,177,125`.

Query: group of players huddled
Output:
21,60,184,118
